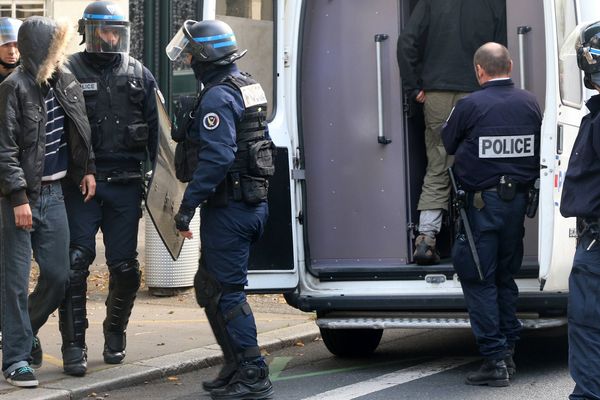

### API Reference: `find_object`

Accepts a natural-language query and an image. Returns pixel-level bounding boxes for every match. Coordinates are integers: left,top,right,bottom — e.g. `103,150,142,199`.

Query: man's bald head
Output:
474,42,512,80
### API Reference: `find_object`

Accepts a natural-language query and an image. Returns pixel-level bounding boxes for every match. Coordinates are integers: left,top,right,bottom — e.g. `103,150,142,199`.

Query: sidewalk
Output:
0,216,318,399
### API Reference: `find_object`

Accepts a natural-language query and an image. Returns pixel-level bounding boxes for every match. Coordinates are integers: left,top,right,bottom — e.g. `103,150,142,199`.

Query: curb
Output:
1,322,321,400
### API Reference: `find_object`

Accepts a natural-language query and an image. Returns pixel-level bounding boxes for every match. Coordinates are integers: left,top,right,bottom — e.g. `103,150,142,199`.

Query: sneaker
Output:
413,234,440,265
6,366,38,388
30,336,43,369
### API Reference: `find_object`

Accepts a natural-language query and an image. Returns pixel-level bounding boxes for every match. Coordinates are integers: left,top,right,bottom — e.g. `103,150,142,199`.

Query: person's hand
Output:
174,206,195,239
415,90,426,103
14,203,32,230
80,174,96,202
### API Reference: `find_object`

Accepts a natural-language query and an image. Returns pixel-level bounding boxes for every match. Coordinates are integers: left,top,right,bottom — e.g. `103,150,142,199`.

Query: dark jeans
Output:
200,200,268,352
569,234,600,400
452,191,527,360
0,181,69,375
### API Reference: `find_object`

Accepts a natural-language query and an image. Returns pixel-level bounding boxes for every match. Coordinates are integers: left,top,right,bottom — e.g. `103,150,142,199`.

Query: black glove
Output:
174,206,195,231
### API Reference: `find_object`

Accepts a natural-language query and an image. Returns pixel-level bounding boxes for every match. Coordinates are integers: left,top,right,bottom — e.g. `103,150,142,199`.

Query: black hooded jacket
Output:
0,17,95,206
397,0,507,94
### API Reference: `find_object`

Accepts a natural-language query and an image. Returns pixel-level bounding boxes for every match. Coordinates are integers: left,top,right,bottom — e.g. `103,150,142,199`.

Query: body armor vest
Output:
201,72,274,205
66,53,149,170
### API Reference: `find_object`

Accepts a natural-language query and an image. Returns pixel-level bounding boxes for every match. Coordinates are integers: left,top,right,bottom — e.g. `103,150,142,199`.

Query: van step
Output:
317,316,567,330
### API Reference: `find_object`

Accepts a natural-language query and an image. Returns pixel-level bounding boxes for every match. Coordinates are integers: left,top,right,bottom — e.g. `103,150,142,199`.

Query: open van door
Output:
203,0,299,292
538,1,600,292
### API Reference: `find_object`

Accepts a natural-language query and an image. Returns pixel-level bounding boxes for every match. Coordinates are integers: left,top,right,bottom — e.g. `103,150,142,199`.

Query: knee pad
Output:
70,246,94,270
108,260,141,293
194,263,222,308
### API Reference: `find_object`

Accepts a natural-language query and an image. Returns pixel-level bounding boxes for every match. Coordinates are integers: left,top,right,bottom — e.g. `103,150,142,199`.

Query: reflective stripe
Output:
214,40,237,48
84,13,125,21
590,48,600,56
193,32,234,42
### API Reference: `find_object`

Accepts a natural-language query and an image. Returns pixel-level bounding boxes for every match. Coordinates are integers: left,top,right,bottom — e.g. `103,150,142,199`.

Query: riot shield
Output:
145,89,188,260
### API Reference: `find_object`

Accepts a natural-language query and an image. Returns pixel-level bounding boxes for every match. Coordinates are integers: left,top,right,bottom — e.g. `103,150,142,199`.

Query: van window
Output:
217,0,275,120
555,0,582,108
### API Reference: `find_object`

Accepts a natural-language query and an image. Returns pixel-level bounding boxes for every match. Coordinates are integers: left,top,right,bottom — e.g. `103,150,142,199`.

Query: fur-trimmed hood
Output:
17,16,73,85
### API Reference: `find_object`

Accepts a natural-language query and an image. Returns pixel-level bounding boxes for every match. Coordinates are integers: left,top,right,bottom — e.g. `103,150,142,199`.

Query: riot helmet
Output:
0,17,21,47
79,1,130,53
166,19,246,65
0,17,21,70
575,21,600,89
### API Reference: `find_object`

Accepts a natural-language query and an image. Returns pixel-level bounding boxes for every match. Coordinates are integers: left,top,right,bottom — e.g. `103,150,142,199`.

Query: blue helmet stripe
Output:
84,13,126,21
193,32,234,43
213,40,236,49
590,48,600,56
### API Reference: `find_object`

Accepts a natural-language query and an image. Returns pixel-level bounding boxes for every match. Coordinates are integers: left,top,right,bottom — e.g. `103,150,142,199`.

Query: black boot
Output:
202,362,238,391
62,343,87,377
103,331,126,364
209,361,274,400
504,346,516,377
465,358,510,387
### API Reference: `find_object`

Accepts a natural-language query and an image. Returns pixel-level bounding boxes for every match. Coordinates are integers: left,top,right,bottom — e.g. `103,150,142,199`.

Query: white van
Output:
201,0,600,356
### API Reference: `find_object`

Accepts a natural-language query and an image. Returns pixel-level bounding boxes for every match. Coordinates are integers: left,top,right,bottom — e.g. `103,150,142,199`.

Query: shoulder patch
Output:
203,112,220,131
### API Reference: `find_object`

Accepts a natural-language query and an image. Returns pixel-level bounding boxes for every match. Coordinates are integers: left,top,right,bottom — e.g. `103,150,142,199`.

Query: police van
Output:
198,0,600,356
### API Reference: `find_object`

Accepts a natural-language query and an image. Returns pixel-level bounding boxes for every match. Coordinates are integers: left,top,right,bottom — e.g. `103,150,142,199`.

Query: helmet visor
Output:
85,22,130,53
166,25,189,61
0,18,22,46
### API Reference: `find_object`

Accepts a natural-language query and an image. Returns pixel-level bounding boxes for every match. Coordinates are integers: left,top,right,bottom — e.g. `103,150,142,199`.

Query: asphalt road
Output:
99,326,573,400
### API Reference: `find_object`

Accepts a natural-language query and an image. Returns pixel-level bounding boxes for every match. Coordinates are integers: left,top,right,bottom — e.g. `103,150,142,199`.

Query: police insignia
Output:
203,112,220,130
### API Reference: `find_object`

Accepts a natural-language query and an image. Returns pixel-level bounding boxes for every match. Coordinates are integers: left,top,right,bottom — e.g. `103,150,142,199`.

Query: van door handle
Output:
375,34,391,145
517,26,532,90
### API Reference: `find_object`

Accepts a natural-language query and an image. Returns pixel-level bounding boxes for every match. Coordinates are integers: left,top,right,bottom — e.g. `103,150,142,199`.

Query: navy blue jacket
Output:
442,79,542,191
560,95,600,218
180,64,245,210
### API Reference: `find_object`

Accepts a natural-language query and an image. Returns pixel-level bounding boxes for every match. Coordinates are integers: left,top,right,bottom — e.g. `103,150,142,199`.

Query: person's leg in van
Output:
415,91,468,265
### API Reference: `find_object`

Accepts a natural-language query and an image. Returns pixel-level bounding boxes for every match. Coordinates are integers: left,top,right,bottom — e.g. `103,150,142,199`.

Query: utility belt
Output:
207,172,269,208
577,217,600,250
95,170,143,184
468,175,537,216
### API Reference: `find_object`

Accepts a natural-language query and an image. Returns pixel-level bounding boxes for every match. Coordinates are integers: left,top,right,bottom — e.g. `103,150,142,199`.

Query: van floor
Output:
309,259,539,281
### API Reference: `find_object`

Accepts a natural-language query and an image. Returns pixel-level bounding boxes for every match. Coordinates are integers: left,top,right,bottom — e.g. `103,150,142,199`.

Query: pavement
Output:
0,214,319,400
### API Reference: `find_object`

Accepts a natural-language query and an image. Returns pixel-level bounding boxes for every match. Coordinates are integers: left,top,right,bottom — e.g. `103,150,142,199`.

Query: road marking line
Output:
299,357,476,400
42,354,63,368
270,357,293,380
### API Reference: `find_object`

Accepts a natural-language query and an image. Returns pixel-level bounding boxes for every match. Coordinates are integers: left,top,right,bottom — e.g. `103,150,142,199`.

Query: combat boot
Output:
209,360,274,400
62,343,87,377
465,358,510,387
203,362,238,391
103,331,126,364
505,346,516,377
413,234,440,265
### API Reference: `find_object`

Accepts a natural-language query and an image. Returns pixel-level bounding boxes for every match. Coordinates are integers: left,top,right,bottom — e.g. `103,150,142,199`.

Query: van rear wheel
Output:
319,328,383,357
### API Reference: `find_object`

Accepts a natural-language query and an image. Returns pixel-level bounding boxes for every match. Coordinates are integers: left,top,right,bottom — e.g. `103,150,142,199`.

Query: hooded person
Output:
0,16,95,388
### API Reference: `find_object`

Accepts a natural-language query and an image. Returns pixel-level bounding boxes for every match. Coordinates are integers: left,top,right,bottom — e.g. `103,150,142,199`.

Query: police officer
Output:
0,17,21,83
442,42,541,386
58,1,158,376
560,21,600,400
166,20,275,400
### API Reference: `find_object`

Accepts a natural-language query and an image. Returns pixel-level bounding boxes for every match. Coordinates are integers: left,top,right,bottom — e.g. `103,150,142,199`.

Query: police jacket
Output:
180,64,269,210
65,52,158,172
0,17,95,207
560,95,600,218
397,0,506,94
442,79,542,191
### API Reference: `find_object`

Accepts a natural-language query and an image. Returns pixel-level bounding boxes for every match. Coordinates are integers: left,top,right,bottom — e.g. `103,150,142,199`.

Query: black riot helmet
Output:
166,19,246,65
78,1,130,53
576,21,600,89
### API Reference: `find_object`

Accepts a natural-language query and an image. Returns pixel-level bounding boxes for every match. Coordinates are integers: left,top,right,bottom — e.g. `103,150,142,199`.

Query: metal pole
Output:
159,0,173,112
517,26,532,90
375,34,391,145
143,0,156,76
